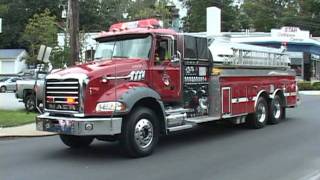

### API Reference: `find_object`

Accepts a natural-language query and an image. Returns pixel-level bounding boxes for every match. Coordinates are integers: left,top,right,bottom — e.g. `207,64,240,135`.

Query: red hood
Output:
52,59,147,80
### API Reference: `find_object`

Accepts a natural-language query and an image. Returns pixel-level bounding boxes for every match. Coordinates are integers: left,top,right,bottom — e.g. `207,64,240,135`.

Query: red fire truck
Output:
36,19,298,157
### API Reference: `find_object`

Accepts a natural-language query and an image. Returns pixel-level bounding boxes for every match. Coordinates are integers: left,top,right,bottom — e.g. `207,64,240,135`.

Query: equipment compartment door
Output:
221,87,231,115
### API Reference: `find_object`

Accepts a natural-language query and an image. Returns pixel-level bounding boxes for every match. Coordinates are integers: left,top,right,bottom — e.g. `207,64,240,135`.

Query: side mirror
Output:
171,57,180,63
171,51,181,63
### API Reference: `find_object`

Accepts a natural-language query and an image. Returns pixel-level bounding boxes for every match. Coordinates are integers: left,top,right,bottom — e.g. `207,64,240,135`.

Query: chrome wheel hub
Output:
27,99,35,109
134,119,153,149
273,99,281,119
257,103,266,123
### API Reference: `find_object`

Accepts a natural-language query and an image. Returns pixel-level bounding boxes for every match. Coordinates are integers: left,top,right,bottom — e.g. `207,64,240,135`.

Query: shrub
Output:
298,81,320,90
312,82,320,90
298,81,313,90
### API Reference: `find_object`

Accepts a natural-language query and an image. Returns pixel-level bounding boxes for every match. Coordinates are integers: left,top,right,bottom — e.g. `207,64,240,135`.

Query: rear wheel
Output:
120,107,159,158
25,94,36,112
1,86,6,93
59,135,94,148
269,95,285,124
246,97,268,129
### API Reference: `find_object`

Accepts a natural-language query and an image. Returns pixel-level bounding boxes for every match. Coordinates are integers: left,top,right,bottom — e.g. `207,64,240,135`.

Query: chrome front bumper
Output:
36,114,122,136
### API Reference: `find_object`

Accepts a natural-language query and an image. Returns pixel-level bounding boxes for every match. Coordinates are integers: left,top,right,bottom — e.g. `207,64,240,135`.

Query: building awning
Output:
231,35,320,55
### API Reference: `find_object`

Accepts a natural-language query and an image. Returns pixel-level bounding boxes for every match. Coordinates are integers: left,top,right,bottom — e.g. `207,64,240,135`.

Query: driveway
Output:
0,92,25,110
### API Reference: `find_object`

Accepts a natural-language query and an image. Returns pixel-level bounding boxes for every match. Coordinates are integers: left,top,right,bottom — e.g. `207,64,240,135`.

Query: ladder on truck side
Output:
210,42,290,68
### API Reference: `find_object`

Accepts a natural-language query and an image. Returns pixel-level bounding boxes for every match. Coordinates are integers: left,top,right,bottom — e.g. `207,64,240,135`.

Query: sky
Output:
172,0,187,18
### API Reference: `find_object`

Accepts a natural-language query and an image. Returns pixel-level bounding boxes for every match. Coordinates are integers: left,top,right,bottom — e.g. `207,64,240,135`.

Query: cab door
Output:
7,78,19,91
149,35,182,102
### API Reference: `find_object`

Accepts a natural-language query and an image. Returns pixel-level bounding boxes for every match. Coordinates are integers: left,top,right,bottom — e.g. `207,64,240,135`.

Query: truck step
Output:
186,116,220,124
165,108,190,115
167,124,194,132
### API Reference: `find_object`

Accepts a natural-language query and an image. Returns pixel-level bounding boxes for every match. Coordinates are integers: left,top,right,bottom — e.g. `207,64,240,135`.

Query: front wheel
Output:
268,95,285,124
120,107,159,158
59,135,94,148
1,86,6,93
246,97,268,129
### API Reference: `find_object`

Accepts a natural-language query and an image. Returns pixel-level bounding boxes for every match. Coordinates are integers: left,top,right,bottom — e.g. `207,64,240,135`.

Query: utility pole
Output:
68,0,80,65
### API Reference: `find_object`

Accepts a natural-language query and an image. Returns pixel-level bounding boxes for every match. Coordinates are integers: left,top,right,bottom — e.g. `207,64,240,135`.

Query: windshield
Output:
94,35,152,60
0,78,9,82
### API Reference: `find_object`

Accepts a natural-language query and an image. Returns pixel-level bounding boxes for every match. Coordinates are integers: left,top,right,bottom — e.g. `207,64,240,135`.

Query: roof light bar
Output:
109,18,162,32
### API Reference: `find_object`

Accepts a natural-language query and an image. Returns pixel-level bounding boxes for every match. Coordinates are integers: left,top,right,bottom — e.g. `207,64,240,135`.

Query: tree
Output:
241,0,289,32
79,0,173,32
285,0,320,36
241,0,320,35
0,0,62,49
127,0,171,27
183,0,239,32
78,0,132,32
79,0,104,31
21,9,58,65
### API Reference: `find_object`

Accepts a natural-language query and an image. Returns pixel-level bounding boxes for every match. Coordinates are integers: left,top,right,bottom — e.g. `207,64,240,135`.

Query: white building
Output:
0,49,28,75
57,33,99,61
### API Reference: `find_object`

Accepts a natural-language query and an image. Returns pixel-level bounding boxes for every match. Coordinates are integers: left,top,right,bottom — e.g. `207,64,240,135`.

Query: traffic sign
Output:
0,18,2,33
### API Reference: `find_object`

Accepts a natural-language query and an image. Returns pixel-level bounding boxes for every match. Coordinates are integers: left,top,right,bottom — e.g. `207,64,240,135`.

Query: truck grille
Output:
45,79,80,112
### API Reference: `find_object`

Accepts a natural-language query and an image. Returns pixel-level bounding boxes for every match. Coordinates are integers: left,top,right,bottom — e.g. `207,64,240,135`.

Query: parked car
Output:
15,74,45,111
0,77,22,92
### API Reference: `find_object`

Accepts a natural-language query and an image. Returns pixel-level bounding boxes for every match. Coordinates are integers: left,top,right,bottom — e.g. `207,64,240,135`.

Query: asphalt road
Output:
1,95,320,180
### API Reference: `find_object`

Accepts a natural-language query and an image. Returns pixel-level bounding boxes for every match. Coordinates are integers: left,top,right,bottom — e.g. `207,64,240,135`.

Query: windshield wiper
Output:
112,56,129,58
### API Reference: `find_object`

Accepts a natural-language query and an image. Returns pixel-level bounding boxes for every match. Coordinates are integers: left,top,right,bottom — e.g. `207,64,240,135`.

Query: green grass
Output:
0,110,37,128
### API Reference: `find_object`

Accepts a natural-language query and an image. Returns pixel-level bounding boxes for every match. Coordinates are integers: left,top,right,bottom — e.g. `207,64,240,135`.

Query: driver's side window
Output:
155,37,172,65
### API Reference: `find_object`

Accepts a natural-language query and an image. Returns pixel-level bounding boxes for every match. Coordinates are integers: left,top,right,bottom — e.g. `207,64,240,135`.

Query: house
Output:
58,33,99,61
0,49,28,75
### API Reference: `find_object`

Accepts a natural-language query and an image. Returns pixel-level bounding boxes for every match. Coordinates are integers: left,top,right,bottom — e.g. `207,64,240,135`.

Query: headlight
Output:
95,102,126,112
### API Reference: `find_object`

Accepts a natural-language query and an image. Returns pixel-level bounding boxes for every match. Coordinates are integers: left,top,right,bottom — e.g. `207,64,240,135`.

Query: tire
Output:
120,107,159,158
24,94,36,112
1,86,6,93
268,95,285,124
96,135,118,142
246,97,268,129
59,135,94,148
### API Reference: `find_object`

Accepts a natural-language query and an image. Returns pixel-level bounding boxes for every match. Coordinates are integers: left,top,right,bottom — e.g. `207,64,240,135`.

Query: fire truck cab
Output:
36,19,298,157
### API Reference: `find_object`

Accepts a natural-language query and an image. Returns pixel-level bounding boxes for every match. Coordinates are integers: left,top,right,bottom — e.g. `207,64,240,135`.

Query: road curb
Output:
0,133,57,139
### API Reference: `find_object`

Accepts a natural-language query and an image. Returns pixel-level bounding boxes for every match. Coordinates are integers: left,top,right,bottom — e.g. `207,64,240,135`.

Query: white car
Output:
0,77,22,92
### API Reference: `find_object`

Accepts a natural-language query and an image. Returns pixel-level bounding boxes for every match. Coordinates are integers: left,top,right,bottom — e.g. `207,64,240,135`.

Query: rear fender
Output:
270,89,286,106
254,90,269,108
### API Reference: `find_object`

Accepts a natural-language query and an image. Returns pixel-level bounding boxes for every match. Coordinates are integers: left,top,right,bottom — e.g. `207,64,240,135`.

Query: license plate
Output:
45,119,72,133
